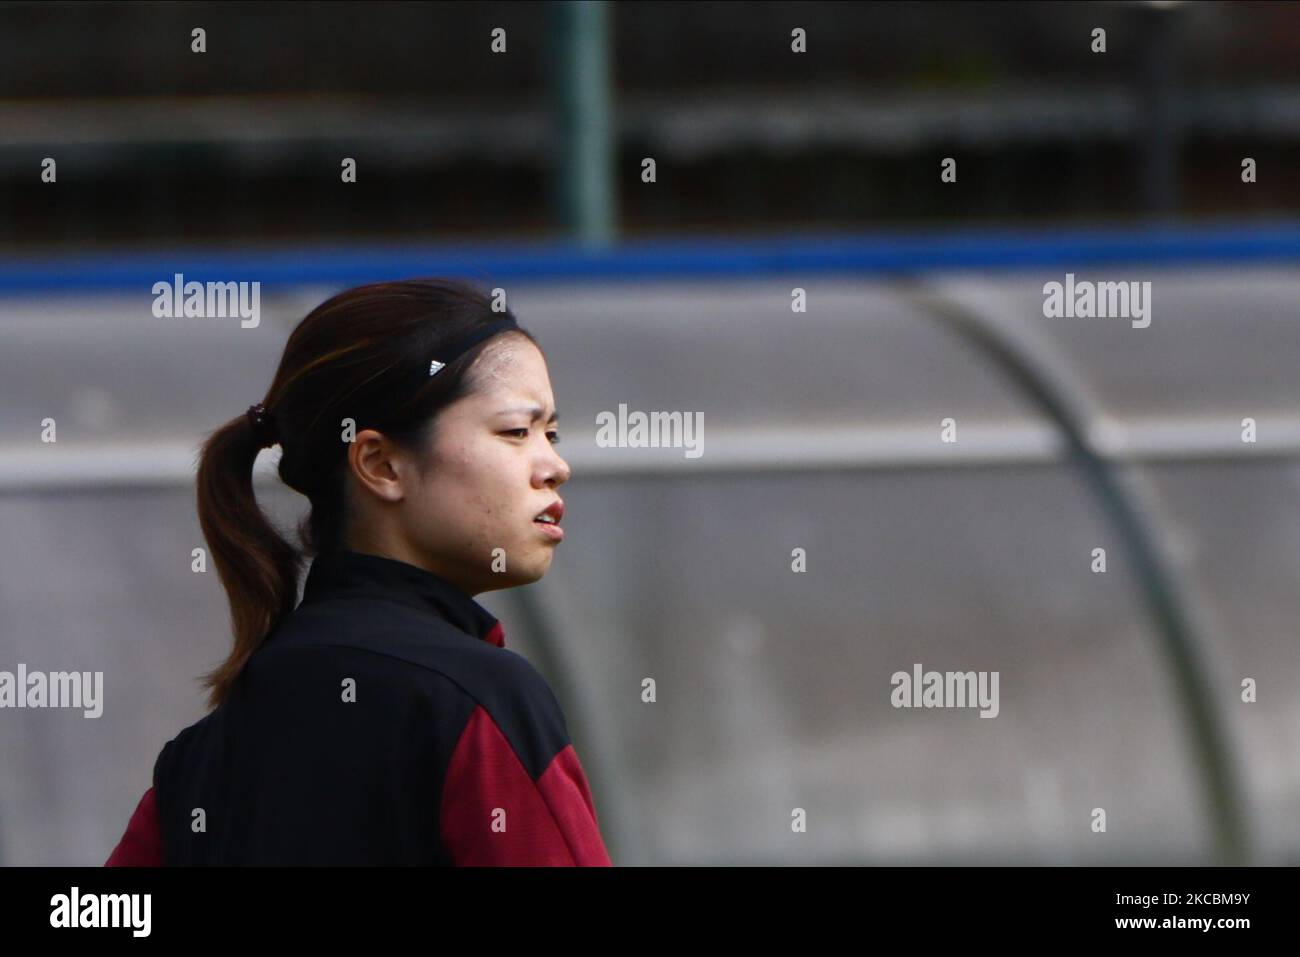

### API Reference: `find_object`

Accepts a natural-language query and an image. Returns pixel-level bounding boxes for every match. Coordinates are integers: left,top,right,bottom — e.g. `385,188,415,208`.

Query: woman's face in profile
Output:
406,335,570,595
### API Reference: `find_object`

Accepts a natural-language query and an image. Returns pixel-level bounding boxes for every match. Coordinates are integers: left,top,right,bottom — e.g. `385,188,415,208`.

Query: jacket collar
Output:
299,548,505,648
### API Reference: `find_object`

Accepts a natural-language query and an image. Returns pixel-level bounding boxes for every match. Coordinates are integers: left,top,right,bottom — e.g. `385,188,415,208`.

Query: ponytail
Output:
194,411,303,711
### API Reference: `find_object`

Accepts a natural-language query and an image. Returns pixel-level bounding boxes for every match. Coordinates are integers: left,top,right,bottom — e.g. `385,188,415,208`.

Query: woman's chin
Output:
519,550,556,582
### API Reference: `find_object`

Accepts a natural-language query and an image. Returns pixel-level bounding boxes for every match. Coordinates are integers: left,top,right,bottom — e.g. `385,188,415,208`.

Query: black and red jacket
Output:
105,548,611,866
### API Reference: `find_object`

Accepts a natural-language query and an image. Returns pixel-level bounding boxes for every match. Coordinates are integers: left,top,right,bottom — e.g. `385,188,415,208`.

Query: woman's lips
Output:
534,518,564,542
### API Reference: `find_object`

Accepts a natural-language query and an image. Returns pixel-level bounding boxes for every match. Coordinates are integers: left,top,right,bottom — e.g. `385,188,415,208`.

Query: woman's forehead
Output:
471,338,552,396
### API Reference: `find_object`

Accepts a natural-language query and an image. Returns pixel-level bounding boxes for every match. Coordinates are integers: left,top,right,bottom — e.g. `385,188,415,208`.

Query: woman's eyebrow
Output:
497,405,560,424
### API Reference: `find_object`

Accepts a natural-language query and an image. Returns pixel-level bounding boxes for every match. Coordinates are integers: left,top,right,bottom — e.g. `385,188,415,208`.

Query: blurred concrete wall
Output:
2,270,1299,864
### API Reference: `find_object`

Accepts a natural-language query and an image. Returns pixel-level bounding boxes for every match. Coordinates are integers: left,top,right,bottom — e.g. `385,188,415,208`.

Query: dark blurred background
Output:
2,0,1298,247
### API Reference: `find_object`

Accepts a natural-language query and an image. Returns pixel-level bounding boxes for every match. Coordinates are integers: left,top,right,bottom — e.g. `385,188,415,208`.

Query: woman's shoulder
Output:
253,601,568,728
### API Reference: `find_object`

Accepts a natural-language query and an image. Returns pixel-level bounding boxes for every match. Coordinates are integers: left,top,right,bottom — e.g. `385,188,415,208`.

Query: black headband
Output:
245,316,519,454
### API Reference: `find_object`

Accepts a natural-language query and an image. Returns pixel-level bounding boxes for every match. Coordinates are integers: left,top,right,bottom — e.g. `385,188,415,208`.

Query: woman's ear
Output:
347,429,406,504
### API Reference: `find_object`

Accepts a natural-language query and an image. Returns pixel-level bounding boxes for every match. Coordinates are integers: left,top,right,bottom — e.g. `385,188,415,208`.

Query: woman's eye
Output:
505,428,560,444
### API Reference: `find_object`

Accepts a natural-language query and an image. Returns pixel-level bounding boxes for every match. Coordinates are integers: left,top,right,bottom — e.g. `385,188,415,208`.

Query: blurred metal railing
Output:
900,277,1253,865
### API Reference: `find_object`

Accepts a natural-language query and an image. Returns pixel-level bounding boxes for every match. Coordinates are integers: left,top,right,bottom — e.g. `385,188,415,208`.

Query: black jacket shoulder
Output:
150,593,572,864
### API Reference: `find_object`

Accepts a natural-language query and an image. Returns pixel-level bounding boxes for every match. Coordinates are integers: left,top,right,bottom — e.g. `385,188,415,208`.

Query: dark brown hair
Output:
194,278,536,710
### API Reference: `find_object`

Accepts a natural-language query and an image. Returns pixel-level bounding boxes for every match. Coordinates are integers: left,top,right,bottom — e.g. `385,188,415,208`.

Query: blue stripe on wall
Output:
1,221,1299,292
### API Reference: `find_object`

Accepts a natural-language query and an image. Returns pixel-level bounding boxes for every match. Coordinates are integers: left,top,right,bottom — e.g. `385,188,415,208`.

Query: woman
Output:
105,278,611,866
